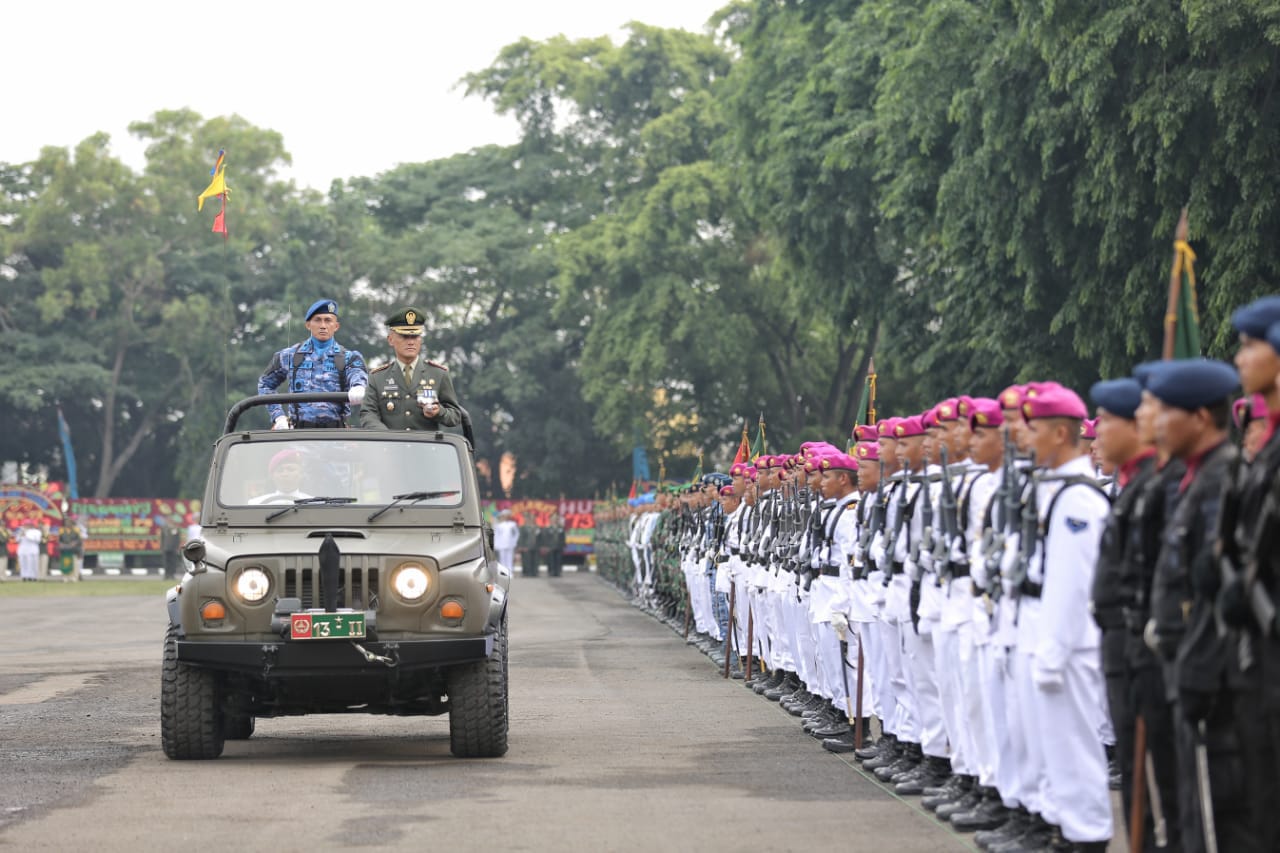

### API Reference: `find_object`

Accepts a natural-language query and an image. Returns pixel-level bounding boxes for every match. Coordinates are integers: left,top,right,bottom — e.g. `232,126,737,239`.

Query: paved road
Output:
0,574,974,852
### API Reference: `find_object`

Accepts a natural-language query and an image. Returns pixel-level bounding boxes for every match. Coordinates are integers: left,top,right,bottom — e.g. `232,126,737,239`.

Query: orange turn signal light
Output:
201,600,227,621
440,601,464,620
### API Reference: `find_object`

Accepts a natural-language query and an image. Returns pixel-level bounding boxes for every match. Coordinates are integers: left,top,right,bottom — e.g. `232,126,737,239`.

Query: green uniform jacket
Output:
359,358,463,431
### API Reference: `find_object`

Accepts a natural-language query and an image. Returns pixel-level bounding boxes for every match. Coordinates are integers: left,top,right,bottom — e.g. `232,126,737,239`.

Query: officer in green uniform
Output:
359,307,463,431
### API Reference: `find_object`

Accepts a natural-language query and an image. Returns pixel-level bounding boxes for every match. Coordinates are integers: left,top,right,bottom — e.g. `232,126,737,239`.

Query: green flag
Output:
749,414,766,461
689,452,703,486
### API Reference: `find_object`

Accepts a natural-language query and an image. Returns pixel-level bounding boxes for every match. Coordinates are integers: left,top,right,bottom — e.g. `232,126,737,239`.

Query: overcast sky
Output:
7,0,727,190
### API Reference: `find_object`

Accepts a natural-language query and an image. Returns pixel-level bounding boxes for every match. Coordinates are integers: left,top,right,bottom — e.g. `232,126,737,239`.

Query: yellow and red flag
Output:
197,149,231,238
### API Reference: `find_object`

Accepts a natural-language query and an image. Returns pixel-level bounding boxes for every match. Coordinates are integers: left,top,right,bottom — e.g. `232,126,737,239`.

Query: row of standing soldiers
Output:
594,294,1280,853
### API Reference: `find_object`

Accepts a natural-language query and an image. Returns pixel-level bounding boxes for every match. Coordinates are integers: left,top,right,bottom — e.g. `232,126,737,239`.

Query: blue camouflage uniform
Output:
258,338,368,426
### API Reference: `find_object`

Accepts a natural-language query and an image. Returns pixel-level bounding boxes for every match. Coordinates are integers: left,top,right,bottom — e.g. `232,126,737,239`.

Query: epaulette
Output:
370,363,392,374
426,359,449,372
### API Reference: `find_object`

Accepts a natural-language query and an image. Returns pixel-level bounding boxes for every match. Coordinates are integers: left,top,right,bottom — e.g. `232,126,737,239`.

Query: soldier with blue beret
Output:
257,299,369,428
1143,358,1252,851
1216,300,1280,851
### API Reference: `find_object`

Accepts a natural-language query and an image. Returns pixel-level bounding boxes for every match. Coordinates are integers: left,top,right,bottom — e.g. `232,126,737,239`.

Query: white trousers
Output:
1032,650,1112,843
933,624,968,773
497,548,516,574
1012,650,1047,816
902,623,946,756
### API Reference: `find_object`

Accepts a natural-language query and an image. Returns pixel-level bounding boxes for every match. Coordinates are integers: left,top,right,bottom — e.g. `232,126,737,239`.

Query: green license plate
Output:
289,612,365,640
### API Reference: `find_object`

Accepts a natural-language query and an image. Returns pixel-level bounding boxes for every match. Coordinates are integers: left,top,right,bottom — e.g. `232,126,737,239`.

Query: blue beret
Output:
1270,322,1280,354
305,299,339,321
1146,359,1239,410
1132,361,1162,390
700,472,732,488
1231,296,1280,340
1089,378,1143,419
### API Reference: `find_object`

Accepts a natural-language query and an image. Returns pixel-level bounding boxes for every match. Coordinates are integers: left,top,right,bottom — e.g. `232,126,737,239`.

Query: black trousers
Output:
520,549,538,576
1233,687,1280,853
1102,640,1180,852
1173,692,1262,853
548,549,563,577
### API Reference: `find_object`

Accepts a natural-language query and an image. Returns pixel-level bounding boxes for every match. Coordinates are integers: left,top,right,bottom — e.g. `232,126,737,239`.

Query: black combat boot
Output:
949,786,1009,831
921,772,971,810
821,730,857,753
862,735,903,771
810,713,853,739
974,805,1028,849
753,669,785,695
894,755,951,795
764,673,801,701
988,812,1053,853
875,741,922,782
854,729,888,762
935,778,982,820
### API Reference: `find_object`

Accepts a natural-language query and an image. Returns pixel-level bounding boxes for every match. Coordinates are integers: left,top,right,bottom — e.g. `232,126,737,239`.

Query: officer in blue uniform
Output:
257,299,369,428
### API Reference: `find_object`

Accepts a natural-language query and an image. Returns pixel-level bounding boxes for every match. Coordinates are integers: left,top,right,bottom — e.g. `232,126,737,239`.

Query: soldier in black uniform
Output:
1088,377,1180,851
1219,297,1280,852
1144,358,1253,853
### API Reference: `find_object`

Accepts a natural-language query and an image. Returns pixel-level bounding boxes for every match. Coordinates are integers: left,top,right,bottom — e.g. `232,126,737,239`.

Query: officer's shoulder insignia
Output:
426,359,449,372
370,363,392,374
1065,517,1088,534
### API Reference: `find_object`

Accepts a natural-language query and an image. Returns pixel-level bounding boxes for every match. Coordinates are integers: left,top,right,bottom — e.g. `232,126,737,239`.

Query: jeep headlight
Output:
234,567,272,603
392,563,430,601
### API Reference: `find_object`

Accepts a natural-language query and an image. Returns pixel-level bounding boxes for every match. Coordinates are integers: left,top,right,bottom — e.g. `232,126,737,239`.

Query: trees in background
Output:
2,2,1277,494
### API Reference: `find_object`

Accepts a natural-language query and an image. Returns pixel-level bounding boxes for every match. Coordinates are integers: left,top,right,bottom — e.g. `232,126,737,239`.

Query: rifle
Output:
859,458,886,554
882,458,911,585
934,445,959,586
912,452,936,566
984,432,1020,603
1006,462,1040,598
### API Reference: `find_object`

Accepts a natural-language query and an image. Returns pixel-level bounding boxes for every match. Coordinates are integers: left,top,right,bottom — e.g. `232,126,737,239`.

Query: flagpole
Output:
1162,208,1189,361
867,357,877,426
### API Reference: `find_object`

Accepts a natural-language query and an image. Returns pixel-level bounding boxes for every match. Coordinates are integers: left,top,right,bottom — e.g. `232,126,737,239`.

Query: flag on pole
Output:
1163,208,1202,360
749,413,766,461
732,422,751,465
197,149,231,239
689,452,703,486
632,445,651,489
56,406,79,500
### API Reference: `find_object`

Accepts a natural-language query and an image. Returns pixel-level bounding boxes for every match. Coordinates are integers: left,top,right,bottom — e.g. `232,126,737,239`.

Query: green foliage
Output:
4,3,1279,495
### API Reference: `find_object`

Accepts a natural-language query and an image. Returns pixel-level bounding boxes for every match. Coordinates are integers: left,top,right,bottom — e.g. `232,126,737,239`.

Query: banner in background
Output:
482,499,596,556
1,484,200,554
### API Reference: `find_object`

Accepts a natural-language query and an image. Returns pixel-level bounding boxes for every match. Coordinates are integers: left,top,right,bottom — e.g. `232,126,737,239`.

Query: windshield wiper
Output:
367,490,461,522
265,497,357,522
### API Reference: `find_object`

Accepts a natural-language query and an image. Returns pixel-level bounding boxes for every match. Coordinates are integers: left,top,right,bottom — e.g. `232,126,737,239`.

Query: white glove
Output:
348,384,366,404
1032,662,1064,692
830,612,850,639
273,416,290,430
950,536,966,564
904,556,920,582
918,550,934,573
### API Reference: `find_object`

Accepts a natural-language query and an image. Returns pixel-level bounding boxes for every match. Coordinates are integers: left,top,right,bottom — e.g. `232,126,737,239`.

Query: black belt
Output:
1020,579,1043,599
295,418,345,429
970,580,984,598
948,561,970,579
820,565,840,577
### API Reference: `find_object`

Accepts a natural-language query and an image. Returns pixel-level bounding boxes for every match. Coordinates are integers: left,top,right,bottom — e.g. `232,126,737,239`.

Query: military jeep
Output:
161,392,510,760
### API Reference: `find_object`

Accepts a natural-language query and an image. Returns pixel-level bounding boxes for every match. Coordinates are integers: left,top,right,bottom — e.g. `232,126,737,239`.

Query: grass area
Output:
0,578,175,597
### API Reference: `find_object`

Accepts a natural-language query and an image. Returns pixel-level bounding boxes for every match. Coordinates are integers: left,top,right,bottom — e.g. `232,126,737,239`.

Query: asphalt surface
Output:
0,573,979,852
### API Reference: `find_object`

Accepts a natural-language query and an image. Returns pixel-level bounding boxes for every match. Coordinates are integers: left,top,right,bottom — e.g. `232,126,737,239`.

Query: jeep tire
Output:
447,611,509,758
161,624,226,760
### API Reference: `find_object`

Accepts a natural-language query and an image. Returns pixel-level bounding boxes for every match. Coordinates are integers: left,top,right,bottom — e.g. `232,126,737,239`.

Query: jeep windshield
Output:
218,438,465,509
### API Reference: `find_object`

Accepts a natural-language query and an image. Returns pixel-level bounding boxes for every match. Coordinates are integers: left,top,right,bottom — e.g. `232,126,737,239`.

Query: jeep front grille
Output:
283,558,380,610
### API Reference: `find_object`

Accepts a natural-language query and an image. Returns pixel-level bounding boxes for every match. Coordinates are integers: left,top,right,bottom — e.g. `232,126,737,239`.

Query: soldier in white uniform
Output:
493,510,520,573
1014,384,1113,851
